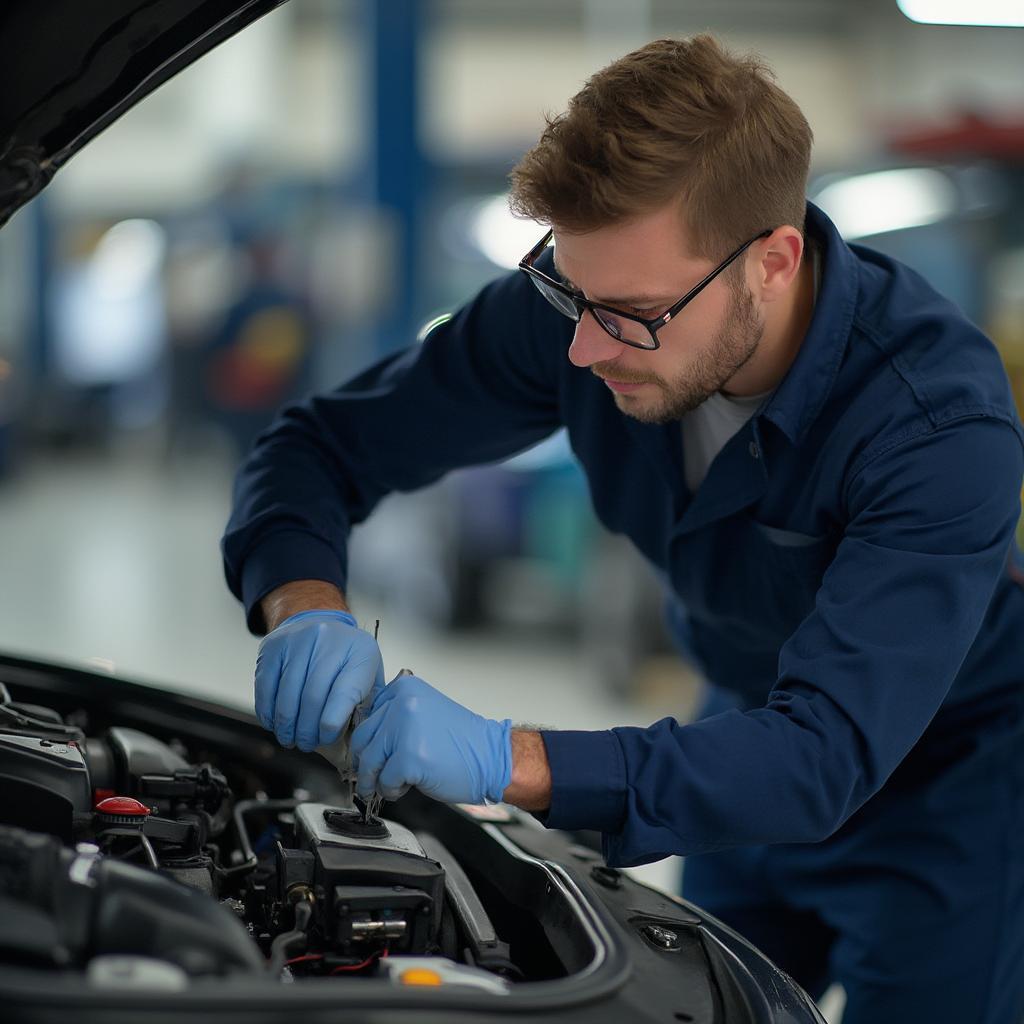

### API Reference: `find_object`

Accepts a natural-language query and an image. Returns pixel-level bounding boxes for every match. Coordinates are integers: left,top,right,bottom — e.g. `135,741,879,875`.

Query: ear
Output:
750,227,804,303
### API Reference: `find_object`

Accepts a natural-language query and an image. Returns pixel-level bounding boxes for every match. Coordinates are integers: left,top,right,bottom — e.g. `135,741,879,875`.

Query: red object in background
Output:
888,112,1024,160
207,348,293,408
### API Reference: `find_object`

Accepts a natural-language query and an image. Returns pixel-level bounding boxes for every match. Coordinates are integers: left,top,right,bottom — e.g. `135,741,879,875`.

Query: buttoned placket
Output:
670,415,770,539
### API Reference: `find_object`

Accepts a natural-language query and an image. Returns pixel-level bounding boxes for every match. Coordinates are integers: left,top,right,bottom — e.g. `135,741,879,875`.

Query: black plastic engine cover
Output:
102,727,189,788
292,803,445,956
316,846,442,955
0,824,264,975
0,734,91,841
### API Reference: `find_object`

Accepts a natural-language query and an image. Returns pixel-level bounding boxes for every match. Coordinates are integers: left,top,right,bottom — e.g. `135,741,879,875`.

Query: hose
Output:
268,898,313,974
221,798,298,880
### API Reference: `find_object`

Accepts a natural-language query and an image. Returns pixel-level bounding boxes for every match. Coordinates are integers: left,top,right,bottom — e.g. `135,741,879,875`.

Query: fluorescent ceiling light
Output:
813,168,956,239
470,196,543,270
92,219,167,298
897,0,1024,27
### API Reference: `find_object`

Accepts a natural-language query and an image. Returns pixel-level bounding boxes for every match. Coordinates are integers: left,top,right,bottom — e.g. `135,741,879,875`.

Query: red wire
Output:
330,948,388,975
330,955,377,974
284,949,390,973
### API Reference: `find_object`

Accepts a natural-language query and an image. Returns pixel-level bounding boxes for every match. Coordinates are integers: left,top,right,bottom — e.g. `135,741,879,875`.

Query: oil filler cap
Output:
95,796,151,826
323,807,390,840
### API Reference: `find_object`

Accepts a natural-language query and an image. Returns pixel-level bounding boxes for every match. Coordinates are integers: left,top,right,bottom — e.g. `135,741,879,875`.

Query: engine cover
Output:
0,733,91,841
290,803,445,956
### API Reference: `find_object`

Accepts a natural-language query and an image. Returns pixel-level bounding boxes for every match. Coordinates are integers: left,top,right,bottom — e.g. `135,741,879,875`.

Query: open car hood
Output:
0,0,286,229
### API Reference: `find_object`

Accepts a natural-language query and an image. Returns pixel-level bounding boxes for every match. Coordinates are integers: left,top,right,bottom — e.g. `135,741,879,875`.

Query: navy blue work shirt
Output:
223,203,1024,867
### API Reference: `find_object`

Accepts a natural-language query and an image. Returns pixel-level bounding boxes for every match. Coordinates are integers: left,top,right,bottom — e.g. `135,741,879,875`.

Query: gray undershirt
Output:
680,238,821,494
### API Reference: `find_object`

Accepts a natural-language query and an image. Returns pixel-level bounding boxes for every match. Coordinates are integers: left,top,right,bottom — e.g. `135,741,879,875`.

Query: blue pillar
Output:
363,0,428,357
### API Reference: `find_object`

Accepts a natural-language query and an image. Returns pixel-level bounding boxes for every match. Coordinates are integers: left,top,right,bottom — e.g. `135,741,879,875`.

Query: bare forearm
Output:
502,730,552,812
260,579,350,633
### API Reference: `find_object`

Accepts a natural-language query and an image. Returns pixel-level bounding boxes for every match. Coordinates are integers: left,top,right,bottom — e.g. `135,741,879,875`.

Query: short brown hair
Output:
509,35,812,262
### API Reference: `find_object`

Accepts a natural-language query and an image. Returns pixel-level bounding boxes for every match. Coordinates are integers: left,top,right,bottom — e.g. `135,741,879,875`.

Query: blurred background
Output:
1,2,1024,953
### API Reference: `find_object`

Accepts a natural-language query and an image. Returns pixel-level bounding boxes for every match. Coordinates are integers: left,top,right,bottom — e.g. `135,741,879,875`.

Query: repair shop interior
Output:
1,3,1023,1024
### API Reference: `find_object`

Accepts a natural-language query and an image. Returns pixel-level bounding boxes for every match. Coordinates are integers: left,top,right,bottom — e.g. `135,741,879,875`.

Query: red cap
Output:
95,796,151,817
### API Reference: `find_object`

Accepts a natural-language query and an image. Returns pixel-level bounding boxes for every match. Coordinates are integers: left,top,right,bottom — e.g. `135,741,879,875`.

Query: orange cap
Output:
399,968,443,987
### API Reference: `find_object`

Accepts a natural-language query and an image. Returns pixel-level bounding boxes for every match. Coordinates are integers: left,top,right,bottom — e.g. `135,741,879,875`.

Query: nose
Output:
567,310,623,368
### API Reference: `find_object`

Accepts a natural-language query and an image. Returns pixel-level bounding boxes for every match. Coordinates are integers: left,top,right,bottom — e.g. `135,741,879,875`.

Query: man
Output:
223,36,1024,1021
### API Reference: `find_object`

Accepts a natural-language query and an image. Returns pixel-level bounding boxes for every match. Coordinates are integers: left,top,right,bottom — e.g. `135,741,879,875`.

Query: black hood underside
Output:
0,0,286,229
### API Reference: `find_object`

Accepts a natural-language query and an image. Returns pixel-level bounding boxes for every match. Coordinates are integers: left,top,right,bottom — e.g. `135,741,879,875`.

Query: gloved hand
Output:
255,610,384,752
350,674,512,805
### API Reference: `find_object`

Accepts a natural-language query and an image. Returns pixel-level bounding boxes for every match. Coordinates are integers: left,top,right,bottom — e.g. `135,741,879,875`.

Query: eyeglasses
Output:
518,226,773,351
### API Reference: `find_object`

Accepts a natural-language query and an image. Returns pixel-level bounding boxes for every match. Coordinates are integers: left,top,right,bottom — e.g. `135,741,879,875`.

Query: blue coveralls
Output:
223,203,1024,1021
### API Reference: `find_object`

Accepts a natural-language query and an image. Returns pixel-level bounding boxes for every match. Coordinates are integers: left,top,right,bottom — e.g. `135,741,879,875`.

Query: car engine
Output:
0,666,830,1024
0,681,515,988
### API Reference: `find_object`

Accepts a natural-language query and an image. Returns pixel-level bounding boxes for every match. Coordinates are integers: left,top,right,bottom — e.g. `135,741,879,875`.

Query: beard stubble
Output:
594,283,764,424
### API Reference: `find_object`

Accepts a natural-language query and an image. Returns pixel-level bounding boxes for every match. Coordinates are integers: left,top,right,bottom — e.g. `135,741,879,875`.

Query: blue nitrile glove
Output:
255,610,385,752
350,674,512,805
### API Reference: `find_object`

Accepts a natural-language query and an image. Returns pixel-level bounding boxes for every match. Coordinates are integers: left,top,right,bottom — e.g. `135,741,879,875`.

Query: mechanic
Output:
223,36,1024,1022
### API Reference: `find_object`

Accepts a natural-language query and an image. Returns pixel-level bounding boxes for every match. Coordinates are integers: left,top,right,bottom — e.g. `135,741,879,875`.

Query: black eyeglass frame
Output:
518,226,774,351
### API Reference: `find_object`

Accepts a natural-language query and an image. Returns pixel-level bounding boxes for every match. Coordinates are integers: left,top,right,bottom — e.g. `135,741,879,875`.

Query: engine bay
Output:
0,680,531,990
0,658,828,1024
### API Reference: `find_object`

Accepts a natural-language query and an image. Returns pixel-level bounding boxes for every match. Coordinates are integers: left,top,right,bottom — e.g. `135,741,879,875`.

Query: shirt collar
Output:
759,201,859,445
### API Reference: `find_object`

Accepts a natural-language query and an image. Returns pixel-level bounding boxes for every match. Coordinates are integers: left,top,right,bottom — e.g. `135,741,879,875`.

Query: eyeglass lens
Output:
527,274,581,321
528,274,659,348
589,307,657,348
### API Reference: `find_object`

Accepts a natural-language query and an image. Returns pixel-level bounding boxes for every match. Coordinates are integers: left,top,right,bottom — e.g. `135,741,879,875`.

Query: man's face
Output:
553,204,765,423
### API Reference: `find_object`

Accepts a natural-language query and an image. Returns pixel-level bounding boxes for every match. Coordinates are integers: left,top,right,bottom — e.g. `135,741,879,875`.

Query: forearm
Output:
502,729,551,812
260,579,350,633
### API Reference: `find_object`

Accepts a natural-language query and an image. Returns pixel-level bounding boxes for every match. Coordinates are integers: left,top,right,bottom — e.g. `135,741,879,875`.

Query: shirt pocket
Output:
750,522,824,549
742,513,835,613
669,515,836,647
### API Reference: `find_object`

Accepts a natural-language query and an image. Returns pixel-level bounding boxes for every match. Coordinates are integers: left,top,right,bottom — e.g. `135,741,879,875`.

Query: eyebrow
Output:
552,257,671,307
